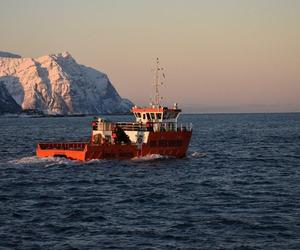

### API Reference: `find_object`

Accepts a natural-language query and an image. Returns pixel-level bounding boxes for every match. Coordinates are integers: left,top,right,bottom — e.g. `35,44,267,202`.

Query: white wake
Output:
8,156,79,167
131,154,172,162
190,151,207,158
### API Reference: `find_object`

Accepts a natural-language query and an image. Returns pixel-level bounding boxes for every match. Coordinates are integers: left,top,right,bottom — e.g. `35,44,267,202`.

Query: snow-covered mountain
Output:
0,51,133,115
0,82,22,114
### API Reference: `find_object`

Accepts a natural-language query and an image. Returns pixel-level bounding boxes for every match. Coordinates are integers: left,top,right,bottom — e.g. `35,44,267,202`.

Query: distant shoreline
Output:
1,111,299,118
184,111,300,115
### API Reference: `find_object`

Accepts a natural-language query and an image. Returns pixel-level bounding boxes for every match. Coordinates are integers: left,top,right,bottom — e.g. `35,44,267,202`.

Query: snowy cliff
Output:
0,52,133,115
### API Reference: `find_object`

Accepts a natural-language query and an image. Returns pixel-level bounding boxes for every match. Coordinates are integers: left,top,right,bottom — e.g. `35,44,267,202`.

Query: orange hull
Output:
36,131,192,161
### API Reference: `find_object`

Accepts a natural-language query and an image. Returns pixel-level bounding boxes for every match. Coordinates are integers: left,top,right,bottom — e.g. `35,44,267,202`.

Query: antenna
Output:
151,57,165,107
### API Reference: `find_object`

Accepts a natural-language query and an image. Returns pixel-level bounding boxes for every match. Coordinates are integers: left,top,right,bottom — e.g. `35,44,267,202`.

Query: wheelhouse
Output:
132,105,181,124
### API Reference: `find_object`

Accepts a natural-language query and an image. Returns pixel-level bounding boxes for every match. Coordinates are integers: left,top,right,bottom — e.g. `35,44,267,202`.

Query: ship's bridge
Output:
131,104,181,124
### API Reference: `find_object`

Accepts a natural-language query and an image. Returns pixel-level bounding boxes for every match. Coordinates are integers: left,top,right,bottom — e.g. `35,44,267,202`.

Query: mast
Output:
152,57,165,108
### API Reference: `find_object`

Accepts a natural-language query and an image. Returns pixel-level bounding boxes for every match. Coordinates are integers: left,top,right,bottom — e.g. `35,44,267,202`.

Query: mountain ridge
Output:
0,51,133,115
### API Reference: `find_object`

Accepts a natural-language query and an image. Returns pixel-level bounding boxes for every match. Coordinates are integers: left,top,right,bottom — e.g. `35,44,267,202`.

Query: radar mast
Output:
151,57,165,108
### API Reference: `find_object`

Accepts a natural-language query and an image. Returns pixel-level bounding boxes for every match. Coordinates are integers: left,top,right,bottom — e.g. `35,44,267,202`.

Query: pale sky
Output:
1,0,299,112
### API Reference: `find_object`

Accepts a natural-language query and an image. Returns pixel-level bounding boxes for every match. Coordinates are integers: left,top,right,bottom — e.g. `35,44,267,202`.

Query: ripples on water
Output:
0,114,299,249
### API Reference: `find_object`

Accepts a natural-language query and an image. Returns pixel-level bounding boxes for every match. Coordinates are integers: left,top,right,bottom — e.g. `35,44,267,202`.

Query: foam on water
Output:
84,158,106,165
190,151,207,158
7,155,109,168
8,156,79,167
7,152,207,167
131,154,172,162
7,154,173,167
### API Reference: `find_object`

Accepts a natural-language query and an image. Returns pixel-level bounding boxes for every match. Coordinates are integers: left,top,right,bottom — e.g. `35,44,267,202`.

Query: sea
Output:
0,113,299,250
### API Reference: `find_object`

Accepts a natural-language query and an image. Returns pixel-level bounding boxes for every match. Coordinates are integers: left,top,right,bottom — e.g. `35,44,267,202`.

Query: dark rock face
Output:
0,82,22,114
0,51,21,58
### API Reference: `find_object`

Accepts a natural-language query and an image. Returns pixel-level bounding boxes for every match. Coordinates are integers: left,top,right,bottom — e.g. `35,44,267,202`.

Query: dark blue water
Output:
0,113,299,249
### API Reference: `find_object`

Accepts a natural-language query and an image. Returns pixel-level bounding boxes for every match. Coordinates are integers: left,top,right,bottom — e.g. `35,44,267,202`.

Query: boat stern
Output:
36,142,88,161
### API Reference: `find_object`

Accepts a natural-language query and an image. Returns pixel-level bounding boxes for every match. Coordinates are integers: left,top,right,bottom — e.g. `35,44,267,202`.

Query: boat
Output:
36,58,193,161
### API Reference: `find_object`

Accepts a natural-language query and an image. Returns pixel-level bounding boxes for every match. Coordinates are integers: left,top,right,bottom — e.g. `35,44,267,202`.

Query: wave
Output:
131,154,172,162
7,155,108,167
8,156,79,167
131,152,206,162
190,151,207,158
84,159,105,165
7,151,205,167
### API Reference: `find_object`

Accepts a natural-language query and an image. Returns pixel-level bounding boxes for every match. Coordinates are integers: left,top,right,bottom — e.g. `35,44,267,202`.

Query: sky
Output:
0,0,299,113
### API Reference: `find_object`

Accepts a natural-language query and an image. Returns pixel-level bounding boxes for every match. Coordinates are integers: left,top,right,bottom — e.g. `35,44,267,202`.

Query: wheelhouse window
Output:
146,113,151,120
170,112,176,119
156,113,162,120
150,113,155,120
137,112,141,118
163,112,170,119
143,113,146,119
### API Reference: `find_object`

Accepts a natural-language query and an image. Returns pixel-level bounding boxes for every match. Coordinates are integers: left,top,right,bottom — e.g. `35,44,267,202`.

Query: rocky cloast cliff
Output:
0,82,22,114
0,51,133,115
0,51,21,58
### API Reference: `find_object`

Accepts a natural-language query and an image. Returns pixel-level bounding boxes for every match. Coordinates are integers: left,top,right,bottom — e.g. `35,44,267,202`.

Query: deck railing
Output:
115,122,193,132
38,142,87,150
